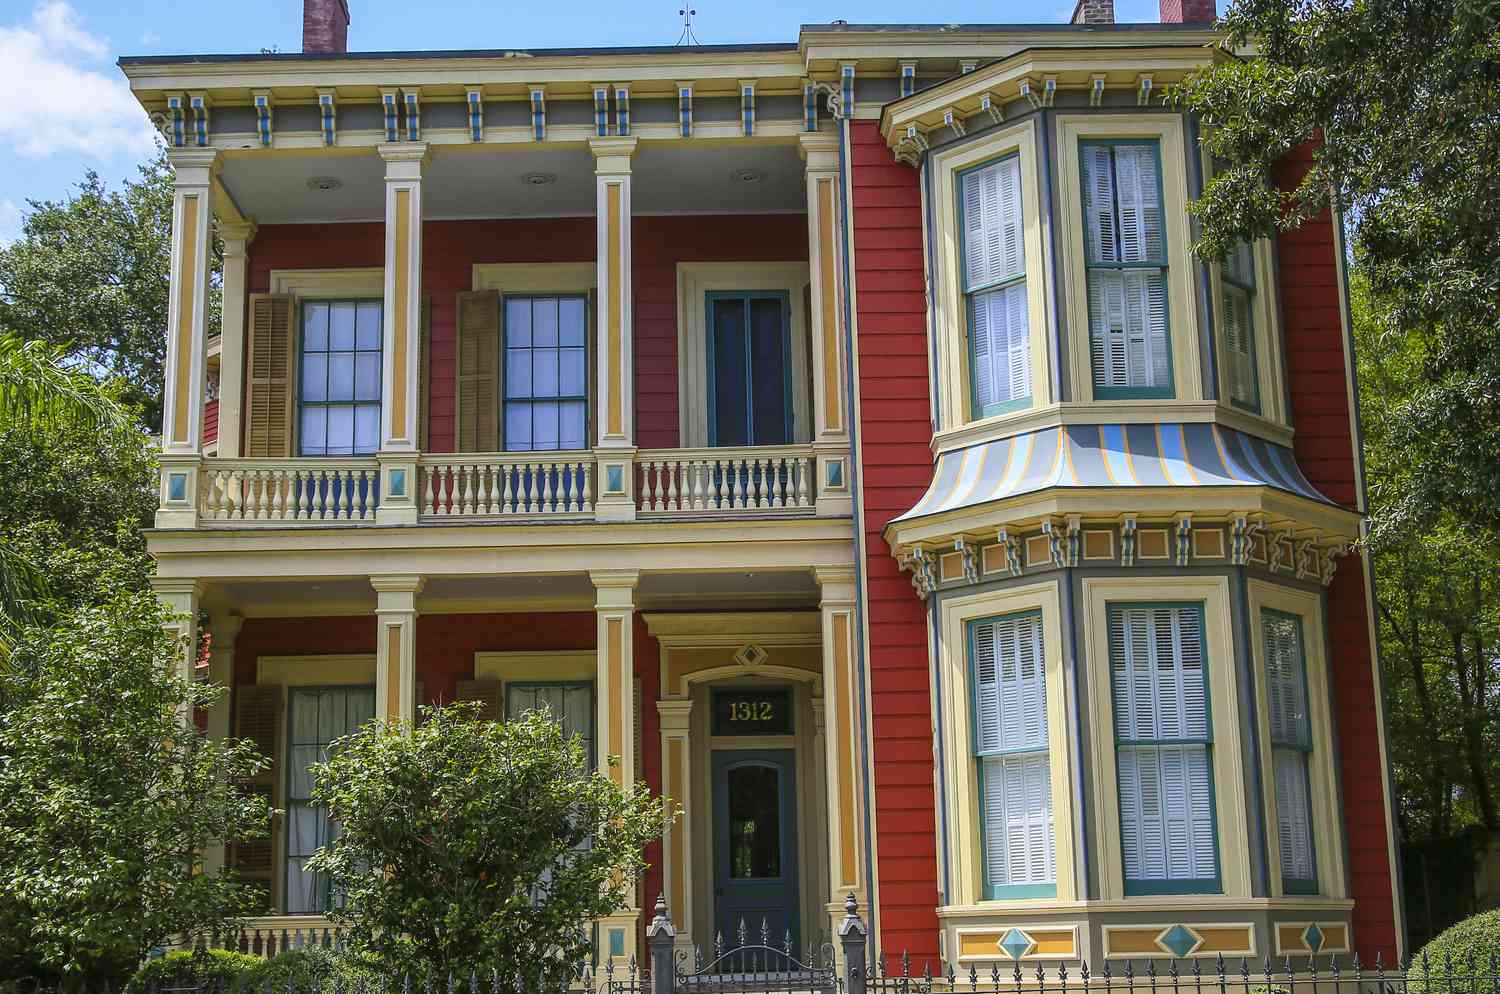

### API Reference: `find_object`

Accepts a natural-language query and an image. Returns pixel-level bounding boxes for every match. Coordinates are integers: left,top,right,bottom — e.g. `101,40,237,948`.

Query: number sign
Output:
712,689,793,736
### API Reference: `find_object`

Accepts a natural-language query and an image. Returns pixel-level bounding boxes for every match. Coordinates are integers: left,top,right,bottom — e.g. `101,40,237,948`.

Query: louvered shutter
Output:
245,295,294,457
962,158,1024,290
455,679,504,721
1110,606,1217,888
963,158,1030,414
455,290,500,452
231,684,283,910
973,613,1053,892
1263,610,1316,886
1082,145,1117,264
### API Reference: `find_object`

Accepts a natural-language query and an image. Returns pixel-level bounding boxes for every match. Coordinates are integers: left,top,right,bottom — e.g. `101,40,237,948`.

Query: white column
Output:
814,566,866,945
372,575,423,725
592,567,641,963
590,137,637,521
151,578,202,686
157,148,219,528
658,698,694,953
801,133,854,518
216,222,256,459
203,612,243,876
377,143,428,524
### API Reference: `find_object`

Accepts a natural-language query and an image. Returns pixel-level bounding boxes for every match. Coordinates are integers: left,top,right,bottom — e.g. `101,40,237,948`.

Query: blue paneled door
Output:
707,292,793,447
712,749,799,957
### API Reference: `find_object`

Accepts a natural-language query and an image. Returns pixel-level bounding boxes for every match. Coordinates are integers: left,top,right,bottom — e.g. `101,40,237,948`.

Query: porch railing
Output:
199,459,380,523
419,453,595,519
635,445,815,515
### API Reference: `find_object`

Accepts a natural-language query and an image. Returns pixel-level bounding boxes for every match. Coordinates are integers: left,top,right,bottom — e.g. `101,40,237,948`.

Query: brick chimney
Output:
1160,0,1215,22
1070,0,1115,24
303,0,350,54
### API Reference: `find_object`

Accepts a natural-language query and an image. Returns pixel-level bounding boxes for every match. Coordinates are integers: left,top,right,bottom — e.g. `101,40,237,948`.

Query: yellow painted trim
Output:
385,625,402,720
1246,580,1346,899
474,650,595,683
391,189,411,436
1055,114,1203,406
1101,923,1257,959
816,176,843,432
256,653,376,686
1080,576,1251,901
607,616,624,785
172,193,200,444
471,261,597,293
606,183,623,438
1274,921,1350,956
929,121,1052,433
667,736,687,913
937,581,1076,906
269,267,384,298
832,608,858,889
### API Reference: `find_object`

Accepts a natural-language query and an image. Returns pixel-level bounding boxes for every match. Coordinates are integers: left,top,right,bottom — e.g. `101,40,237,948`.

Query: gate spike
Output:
761,917,770,947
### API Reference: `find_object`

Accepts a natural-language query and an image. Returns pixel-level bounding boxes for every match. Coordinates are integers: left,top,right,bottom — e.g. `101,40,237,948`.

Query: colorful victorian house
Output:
125,0,1404,971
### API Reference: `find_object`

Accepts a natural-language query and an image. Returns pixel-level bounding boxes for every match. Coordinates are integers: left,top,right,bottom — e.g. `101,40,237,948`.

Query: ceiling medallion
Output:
731,168,764,184
521,171,558,186
305,176,343,192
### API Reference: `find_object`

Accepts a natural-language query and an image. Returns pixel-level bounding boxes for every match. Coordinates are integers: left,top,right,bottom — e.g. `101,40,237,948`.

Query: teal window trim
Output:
505,679,597,771
956,152,1033,421
704,290,794,447
500,294,591,453
968,609,1057,901
1079,138,1175,401
1106,600,1223,897
297,298,383,457
1263,607,1319,895
1222,255,1262,414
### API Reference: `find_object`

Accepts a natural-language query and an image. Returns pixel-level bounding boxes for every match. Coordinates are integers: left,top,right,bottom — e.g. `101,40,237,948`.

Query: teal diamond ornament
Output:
1303,923,1325,954
1158,924,1200,958
999,928,1033,960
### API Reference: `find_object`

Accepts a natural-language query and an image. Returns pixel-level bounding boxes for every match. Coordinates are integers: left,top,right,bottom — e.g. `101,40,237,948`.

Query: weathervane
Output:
676,5,700,45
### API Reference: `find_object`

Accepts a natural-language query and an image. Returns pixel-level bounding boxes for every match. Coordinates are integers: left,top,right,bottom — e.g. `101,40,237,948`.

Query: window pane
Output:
1088,269,1169,391
1262,611,1310,748
302,354,328,402
972,613,1047,753
1224,284,1257,408
505,403,532,450
507,349,532,400
355,302,382,350
559,297,586,346
532,297,559,347
303,303,329,351
326,406,354,454
560,347,586,397
354,353,381,402
354,405,379,453
506,298,532,347
328,353,355,401
971,285,1030,412
533,401,560,449
749,297,788,445
329,303,356,351
727,764,781,879
962,157,1024,291
712,299,748,446
560,401,586,450
982,754,1054,889
300,407,327,455
533,349,560,398
1274,747,1316,883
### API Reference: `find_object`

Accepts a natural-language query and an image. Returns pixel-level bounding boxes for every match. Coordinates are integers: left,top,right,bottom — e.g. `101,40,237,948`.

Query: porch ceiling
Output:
215,141,807,225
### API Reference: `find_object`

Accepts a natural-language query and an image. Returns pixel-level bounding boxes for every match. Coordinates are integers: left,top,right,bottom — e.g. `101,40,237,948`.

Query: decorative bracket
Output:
189,92,210,147
1042,517,1065,568
1267,529,1294,574
1066,515,1083,567
942,108,966,137
317,90,337,146
1090,75,1106,107
402,88,421,141
1121,515,1138,567
954,538,979,584
980,93,1004,125
996,528,1024,577
1319,542,1352,585
467,87,485,142
901,547,938,600
1174,514,1193,567
253,90,274,146
1137,74,1155,106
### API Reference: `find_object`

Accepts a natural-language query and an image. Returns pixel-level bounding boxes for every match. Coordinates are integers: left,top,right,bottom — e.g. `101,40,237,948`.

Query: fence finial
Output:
648,893,676,939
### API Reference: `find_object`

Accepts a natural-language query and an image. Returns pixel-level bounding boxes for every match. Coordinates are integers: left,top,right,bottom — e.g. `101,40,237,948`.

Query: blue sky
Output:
0,0,1183,244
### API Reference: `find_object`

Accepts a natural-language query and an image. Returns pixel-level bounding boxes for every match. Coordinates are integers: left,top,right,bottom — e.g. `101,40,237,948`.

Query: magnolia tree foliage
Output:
0,594,272,983
306,704,676,983
1170,0,1500,535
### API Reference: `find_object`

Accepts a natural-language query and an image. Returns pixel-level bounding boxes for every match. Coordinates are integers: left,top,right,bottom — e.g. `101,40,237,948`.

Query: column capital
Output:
589,135,638,172
166,146,220,185
219,220,257,252
378,141,430,170
150,577,203,599
814,566,857,605
592,569,640,610
657,698,693,731
799,131,840,171
371,574,426,597
207,612,244,643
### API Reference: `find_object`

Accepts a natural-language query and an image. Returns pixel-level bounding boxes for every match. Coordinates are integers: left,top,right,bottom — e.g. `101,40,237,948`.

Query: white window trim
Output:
1055,115,1204,406
472,262,597,295
930,120,1052,435
270,268,385,299
1246,580,1346,899
675,261,812,449
1080,577,1251,901
937,582,1077,910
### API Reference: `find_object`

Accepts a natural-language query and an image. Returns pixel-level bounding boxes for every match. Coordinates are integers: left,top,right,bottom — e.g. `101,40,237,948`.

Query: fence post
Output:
838,893,868,994
648,894,676,994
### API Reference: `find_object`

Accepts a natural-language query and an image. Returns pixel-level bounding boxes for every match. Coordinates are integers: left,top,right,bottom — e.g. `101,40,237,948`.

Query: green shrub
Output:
1409,909,1500,994
125,949,262,993
240,946,379,991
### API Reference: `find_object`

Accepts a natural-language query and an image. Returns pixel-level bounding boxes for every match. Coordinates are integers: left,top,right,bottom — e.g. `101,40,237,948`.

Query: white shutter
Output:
982,754,1054,889
1083,145,1117,263
1274,748,1315,881
1086,143,1169,392
1115,144,1163,263
971,286,1032,412
963,158,1025,290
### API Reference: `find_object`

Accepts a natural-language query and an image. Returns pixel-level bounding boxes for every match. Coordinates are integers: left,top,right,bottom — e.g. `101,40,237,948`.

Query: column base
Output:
813,442,853,518
593,448,637,522
375,452,420,525
156,454,203,529
599,908,642,966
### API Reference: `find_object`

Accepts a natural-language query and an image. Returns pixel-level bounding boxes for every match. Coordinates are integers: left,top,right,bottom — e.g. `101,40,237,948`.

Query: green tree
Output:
1169,0,1500,535
0,144,222,431
306,703,676,983
0,593,271,984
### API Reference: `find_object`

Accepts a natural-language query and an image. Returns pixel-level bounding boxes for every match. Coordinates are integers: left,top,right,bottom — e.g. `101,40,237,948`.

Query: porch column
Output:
203,613,243,876
813,567,866,945
150,578,201,685
157,148,219,528
589,137,637,521
592,568,640,962
372,575,423,725
658,698,694,953
376,143,429,524
216,222,256,458
800,134,853,517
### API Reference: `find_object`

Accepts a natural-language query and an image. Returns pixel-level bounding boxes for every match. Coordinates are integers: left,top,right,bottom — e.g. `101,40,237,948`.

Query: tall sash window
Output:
505,681,596,770
960,155,1031,418
504,295,589,452
1108,604,1220,894
285,686,376,913
970,611,1054,898
1082,141,1172,398
299,300,382,455
1222,242,1261,410
1262,609,1318,893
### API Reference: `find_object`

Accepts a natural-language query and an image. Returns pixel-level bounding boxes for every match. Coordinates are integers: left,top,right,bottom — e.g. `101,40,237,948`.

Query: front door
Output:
711,749,799,953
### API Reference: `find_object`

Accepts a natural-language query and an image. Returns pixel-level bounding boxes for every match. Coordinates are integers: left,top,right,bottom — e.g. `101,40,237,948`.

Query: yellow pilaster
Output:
377,143,428,524
658,698,694,952
589,137,638,521
592,567,641,963
800,133,853,517
216,222,256,459
814,566,867,940
372,575,423,726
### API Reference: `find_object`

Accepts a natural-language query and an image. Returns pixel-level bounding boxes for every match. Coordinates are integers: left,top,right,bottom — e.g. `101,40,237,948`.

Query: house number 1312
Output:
730,701,774,721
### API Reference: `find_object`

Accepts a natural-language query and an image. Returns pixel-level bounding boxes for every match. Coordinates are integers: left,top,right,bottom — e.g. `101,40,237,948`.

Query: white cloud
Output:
139,29,160,46
0,2,157,160
0,199,22,247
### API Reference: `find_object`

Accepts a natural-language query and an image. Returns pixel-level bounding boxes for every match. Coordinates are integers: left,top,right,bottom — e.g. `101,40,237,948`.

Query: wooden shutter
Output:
961,158,1024,291
245,294,295,457
455,679,504,721
455,290,500,452
231,684,283,911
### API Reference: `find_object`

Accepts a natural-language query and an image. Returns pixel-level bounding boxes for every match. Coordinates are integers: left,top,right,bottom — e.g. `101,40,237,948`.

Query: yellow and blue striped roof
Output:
892,423,1335,524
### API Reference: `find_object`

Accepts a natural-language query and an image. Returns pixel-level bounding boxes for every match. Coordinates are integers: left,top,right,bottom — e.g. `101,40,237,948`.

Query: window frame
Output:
704,290,795,448
1104,600,1222,896
1259,607,1318,895
967,608,1056,900
296,297,384,457
504,679,597,771
956,152,1034,420
1208,236,1290,428
500,293,592,453
1218,243,1262,414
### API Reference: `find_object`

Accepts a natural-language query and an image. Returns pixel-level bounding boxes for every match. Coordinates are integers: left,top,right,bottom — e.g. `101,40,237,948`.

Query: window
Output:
1108,603,1219,894
1222,243,1260,411
504,295,588,451
1262,609,1317,893
971,610,1054,898
960,156,1031,418
1082,141,1172,398
299,300,382,455
286,686,375,914
505,681,595,768
707,292,792,447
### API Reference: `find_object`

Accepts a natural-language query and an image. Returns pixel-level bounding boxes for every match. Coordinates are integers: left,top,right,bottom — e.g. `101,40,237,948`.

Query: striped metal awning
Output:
891,423,1336,526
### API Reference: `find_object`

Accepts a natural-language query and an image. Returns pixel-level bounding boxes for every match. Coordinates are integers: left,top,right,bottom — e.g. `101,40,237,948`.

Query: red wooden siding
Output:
849,120,942,959
247,214,806,453
1274,143,1398,958
204,399,218,445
